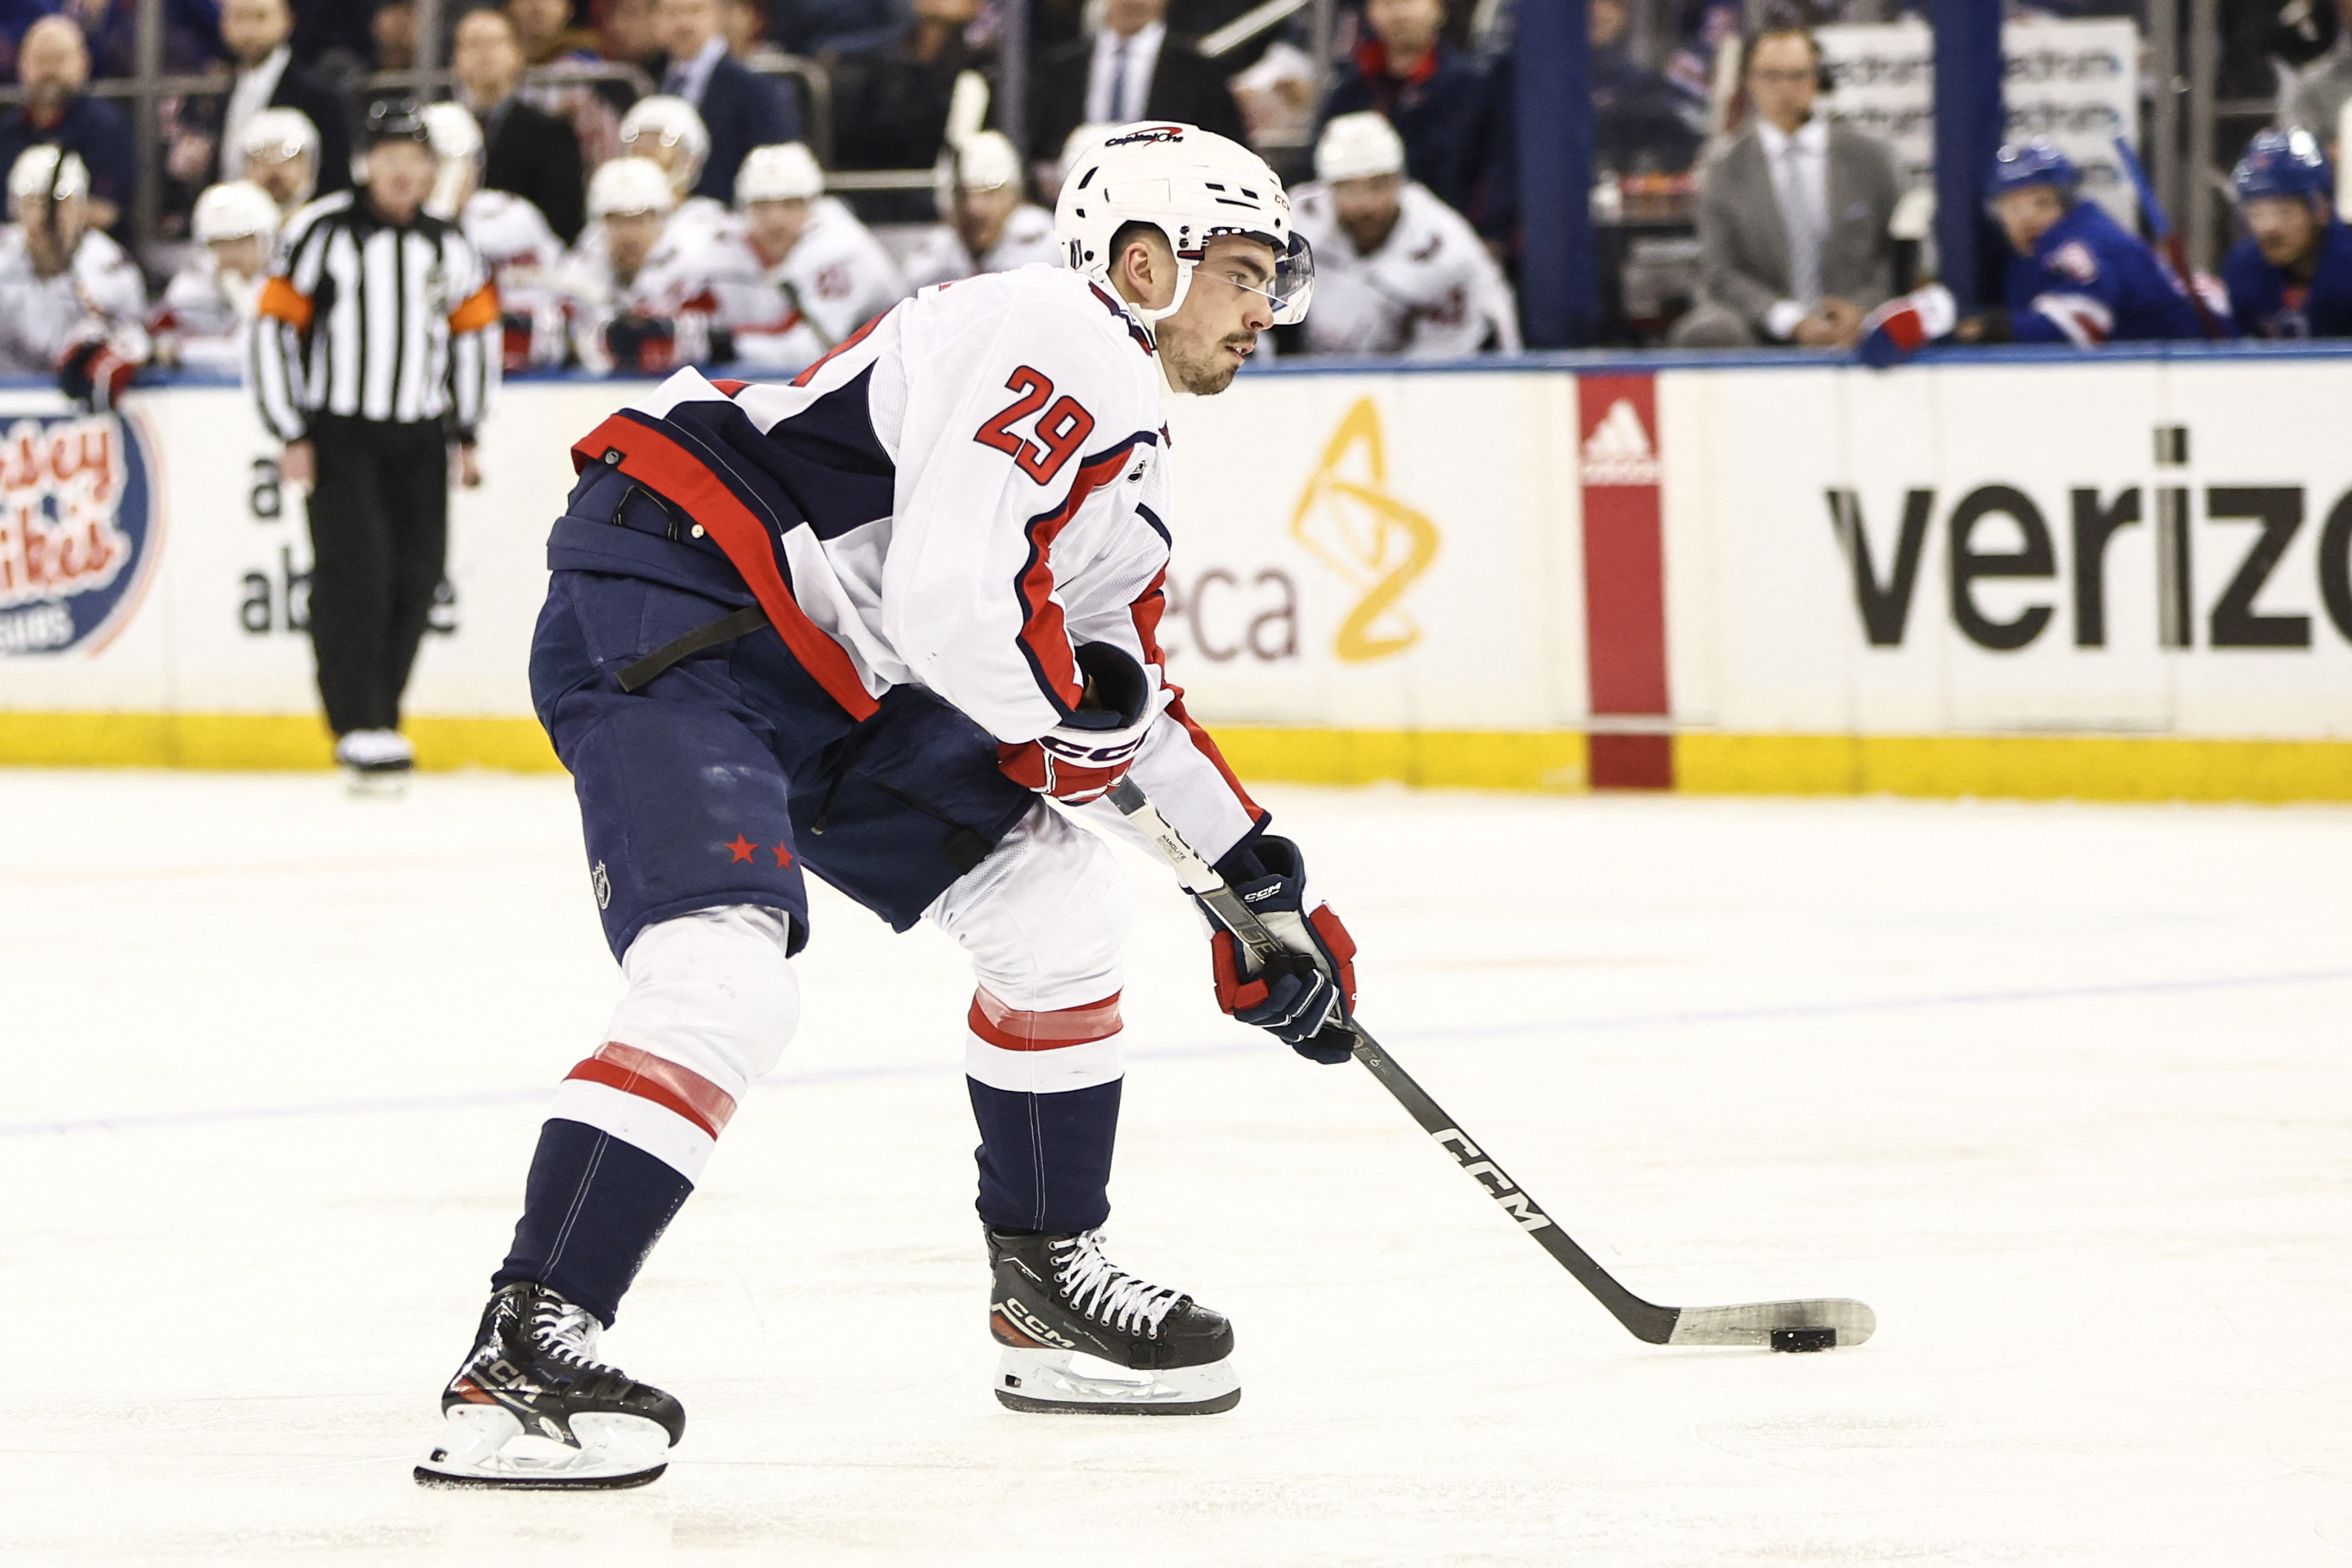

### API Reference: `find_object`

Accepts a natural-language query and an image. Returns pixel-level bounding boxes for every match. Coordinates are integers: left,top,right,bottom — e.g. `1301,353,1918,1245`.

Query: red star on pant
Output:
773,842,794,867
726,834,756,863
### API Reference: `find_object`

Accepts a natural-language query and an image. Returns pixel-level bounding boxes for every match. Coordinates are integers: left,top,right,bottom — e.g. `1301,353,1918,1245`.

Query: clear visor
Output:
1197,228,1314,324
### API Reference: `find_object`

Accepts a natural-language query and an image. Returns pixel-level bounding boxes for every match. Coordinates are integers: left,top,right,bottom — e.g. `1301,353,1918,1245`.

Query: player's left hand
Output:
1204,834,1359,1063
998,643,1156,804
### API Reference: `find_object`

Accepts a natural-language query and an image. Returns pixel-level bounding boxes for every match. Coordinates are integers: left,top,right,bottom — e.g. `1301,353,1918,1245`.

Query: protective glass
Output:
1202,230,1315,324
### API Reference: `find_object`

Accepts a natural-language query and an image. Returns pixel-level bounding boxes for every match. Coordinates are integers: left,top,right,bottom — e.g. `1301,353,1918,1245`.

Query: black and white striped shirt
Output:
254,189,500,443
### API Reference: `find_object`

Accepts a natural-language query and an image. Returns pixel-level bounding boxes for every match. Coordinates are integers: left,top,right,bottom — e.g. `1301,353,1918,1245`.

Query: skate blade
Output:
995,1348,1240,1415
343,767,410,798
412,1405,672,1489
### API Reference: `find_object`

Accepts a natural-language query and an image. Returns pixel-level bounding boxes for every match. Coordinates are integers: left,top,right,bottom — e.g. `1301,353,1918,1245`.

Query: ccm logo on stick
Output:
1432,1129,1555,1232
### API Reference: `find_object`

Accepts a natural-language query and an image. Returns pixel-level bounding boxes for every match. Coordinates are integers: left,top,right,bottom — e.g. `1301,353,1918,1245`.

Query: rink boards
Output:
1,348,2349,801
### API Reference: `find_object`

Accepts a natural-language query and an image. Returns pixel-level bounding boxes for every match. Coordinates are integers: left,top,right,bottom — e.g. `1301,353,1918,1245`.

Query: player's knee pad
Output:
926,803,1130,1095
553,905,800,1181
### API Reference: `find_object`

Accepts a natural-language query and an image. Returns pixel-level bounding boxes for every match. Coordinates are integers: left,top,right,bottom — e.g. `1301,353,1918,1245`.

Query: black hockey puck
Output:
1770,1328,1838,1353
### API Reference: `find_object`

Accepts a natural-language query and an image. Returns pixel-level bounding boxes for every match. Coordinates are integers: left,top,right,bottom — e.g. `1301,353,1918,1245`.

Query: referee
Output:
254,98,500,792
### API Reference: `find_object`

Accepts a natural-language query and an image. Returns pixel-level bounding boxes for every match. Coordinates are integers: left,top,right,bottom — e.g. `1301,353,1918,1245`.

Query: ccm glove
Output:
1204,834,1360,1063
998,643,1156,805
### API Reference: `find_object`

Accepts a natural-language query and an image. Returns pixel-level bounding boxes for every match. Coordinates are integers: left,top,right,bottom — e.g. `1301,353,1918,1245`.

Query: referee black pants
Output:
304,416,449,737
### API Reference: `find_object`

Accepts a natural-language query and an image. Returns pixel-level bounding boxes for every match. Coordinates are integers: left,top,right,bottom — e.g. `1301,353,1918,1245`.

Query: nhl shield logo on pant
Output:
0,410,160,657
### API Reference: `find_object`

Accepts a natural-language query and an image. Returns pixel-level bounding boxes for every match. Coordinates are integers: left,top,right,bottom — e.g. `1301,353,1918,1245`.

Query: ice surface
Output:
4,770,2351,1566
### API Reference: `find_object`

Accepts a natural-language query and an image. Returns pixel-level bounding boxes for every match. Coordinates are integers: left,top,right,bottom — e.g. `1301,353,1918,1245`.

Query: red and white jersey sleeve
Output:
1293,180,1520,359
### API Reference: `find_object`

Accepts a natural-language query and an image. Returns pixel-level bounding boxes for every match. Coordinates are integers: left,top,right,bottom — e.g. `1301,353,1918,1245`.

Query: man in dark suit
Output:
1027,0,1245,165
653,0,796,206
454,7,586,242
208,0,351,192
0,19,133,234
1319,0,1504,232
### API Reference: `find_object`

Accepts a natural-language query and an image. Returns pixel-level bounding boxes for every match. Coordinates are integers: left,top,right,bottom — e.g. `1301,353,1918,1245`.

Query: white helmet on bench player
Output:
1053,122,1312,326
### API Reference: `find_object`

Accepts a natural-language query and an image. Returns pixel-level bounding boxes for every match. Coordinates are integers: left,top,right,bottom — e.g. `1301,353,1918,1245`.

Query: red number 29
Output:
974,366,1095,487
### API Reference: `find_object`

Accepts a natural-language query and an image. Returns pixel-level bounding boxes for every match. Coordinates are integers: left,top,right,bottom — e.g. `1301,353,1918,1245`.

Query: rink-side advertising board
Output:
1,358,2348,803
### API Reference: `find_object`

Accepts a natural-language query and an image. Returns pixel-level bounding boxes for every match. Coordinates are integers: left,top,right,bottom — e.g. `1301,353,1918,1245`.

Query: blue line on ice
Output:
7,965,2348,1141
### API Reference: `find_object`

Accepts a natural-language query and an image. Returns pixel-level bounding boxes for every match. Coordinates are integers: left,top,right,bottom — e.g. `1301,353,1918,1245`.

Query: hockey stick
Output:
1107,778,1876,1351
2112,137,2224,341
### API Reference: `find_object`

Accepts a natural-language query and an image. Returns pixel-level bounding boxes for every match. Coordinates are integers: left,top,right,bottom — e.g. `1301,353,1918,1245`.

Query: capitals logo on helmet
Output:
2233,129,2332,208
1053,121,1314,326
1990,138,2080,200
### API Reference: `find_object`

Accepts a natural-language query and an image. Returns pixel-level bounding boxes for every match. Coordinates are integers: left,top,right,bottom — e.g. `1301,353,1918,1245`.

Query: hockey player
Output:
416,123,1339,1489
715,141,909,375
0,147,147,401
1288,112,1520,358
1858,140,2210,364
152,180,278,375
422,102,571,371
617,95,736,254
566,155,758,374
900,131,1061,292
238,108,322,226
2221,129,2352,339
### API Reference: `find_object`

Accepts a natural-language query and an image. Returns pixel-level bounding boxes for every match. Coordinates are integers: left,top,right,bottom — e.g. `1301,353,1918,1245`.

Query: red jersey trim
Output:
1012,436,1151,717
968,988,1124,1050
566,1041,738,1139
571,412,882,720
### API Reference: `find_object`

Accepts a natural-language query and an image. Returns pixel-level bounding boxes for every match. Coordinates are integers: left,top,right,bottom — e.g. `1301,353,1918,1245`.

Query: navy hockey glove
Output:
998,642,1156,804
57,324,148,410
1203,834,1360,1063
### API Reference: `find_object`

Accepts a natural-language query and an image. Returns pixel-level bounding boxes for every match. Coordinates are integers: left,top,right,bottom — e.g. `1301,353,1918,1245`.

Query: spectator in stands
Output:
1670,26,1900,349
1590,0,1701,177
509,0,603,65
0,146,145,383
237,106,318,222
152,178,277,374
618,94,734,246
456,7,586,243
772,0,897,59
0,19,131,234
68,0,225,78
2224,128,2352,338
2284,0,2352,158
902,131,1058,289
371,0,414,69
506,0,626,168
177,0,349,193
714,142,907,372
289,0,375,72
1290,111,1518,357
654,0,798,203
829,0,992,175
1028,0,1246,164
1319,0,1506,232
602,0,661,68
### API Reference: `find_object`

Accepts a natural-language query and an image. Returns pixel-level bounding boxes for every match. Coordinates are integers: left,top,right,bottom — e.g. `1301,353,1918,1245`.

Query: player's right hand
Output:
1203,835,1360,1063
996,643,1156,805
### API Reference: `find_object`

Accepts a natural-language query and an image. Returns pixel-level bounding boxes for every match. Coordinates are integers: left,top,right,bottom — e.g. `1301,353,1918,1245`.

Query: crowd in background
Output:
0,0,2347,395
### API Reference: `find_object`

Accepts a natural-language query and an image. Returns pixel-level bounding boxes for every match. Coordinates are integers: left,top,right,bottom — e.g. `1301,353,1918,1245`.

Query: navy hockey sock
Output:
967,1076,1121,1233
494,1117,692,1326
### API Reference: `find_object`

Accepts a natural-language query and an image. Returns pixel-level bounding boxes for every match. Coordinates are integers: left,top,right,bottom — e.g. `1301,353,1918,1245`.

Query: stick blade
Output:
1665,1297,1876,1349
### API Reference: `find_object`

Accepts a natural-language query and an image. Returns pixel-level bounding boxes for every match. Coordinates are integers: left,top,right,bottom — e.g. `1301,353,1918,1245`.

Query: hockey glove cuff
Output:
1855,283,1956,368
1202,834,1359,1063
996,642,1158,804
57,324,150,411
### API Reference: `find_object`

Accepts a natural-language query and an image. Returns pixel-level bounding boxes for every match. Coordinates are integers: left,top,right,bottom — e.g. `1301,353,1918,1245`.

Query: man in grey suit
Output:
1671,27,1903,350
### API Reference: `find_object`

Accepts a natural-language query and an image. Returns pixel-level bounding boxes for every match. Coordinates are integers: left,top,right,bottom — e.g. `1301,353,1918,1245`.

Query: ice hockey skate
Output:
413,1282,685,1489
988,1227,1240,1414
334,729,413,796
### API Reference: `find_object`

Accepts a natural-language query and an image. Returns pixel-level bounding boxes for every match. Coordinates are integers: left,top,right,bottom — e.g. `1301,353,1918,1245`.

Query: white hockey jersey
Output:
563,203,763,371
569,266,1261,862
460,188,569,371
0,226,146,374
153,252,262,375
713,197,910,375
899,203,1061,292
1290,180,1521,359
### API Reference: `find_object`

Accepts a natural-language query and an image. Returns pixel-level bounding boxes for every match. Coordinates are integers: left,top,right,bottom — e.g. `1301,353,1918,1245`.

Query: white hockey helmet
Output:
951,129,1023,194
240,106,320,165
193,180,281,244
618,95,710,194
1315,112,1406,183
421,102,483,220
9,144,88,203
588,155,677,220
1053,122,1311,325
736,142,823,207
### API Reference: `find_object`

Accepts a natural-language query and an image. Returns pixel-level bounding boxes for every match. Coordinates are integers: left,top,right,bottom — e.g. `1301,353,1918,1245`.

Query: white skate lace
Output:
1052,1230,1182,1337
529,1296,623,1376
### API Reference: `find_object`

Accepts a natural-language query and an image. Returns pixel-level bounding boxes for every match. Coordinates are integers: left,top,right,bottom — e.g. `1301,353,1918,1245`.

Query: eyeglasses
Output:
1749,67,1815,85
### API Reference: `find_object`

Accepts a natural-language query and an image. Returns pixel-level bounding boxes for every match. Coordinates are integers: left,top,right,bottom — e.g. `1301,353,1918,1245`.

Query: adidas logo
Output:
1579,398,1660,486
